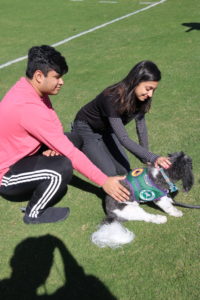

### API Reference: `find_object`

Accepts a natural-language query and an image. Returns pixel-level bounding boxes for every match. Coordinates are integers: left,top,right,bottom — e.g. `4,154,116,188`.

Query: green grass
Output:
0,0,200,299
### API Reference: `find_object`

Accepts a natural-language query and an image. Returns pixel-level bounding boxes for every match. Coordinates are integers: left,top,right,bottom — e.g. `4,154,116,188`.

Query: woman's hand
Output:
102,176,130,202
154,156,171,169
42,149,60,157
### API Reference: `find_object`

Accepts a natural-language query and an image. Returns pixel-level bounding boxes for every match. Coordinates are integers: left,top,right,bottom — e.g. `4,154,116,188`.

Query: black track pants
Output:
0,132,82,218
0,155,73,218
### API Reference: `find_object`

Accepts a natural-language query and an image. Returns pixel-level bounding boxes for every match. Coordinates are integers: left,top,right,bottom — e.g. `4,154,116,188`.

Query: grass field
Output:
0,0,200,299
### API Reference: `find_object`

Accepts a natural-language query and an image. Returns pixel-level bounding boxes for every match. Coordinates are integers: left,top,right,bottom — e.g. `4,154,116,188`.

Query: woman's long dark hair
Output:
104,60,161,114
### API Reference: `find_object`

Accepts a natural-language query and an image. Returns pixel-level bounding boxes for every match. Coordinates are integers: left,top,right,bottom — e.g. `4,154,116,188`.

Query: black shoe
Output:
23,207,70,224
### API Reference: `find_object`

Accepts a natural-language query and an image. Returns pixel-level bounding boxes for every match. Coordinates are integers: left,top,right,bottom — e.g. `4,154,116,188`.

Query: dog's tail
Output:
91,217,135,249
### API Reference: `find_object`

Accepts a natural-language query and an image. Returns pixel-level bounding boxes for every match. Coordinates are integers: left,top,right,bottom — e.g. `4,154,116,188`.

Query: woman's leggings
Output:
72,121,130,177
0,132,81,218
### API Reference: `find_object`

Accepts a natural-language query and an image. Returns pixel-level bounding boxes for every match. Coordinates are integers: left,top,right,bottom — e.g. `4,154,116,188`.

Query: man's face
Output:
40,70,64,96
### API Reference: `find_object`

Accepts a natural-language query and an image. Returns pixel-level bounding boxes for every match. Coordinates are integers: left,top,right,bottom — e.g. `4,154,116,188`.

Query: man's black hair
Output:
26,45,68,79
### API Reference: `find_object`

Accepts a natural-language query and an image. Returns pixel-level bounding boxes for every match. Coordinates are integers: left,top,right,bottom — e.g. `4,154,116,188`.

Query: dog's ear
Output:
182,158,194,192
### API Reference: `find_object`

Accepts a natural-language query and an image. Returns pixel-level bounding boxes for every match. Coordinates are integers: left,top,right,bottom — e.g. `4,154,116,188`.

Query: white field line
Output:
99,1,118,3
140,2,158,4
0,0,167,70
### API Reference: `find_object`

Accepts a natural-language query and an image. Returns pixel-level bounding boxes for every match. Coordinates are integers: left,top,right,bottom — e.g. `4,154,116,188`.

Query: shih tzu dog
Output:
91,152,194,248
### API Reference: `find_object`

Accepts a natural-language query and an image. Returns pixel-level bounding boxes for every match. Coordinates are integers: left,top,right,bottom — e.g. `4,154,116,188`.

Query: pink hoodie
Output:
0,77,108,186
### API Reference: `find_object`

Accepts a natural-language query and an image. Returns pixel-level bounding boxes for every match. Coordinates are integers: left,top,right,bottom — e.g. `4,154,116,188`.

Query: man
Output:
0,45,129,224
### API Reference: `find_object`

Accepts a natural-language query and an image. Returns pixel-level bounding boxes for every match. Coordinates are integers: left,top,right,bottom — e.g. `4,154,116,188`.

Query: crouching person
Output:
0,45,129,224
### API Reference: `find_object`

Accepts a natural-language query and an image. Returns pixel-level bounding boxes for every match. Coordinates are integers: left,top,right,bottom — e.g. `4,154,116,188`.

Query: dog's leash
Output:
159,168,200,209
159,168,178,193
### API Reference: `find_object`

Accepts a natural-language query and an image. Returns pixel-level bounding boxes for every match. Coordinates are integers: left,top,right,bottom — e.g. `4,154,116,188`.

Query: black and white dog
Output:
91,152,194,248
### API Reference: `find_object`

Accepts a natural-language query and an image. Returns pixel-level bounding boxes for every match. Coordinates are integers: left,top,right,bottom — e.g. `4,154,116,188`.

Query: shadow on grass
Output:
69,175,105,200
0,234,117,300
182,22,200,32
69,175,107,212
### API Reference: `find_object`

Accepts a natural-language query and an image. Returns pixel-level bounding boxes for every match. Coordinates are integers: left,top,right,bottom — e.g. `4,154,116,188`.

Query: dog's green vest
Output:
125,168,167,202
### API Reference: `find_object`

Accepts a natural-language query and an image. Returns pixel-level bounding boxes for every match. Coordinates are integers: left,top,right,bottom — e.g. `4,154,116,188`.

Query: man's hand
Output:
102,176,130,202
42,149,60,157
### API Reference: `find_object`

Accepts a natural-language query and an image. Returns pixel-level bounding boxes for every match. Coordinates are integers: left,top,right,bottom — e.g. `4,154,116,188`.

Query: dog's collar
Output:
159,168,178,193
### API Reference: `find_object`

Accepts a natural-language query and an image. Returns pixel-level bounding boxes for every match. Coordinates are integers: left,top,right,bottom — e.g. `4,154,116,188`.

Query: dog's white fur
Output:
91,221,135,248
91,151,194,249
91,198,182,248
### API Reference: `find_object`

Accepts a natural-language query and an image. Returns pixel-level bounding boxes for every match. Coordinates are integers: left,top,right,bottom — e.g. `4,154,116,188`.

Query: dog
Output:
91,152,194,248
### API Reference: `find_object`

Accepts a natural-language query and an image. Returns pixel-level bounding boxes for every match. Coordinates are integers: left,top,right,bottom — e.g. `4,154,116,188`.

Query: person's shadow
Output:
0,235,117,300
182,22,200,32
69,175,108,212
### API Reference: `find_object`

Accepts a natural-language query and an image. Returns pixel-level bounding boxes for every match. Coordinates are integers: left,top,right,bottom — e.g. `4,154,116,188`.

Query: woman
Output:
72,60,171,177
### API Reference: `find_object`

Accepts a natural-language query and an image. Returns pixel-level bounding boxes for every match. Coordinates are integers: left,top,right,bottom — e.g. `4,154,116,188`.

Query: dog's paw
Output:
167,207,183,217
149,214,167,224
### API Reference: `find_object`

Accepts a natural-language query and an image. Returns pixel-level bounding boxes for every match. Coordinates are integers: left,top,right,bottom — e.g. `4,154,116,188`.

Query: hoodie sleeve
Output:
20,102,108,186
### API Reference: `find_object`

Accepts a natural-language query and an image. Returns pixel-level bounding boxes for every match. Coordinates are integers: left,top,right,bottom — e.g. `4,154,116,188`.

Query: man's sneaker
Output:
23,207,70,224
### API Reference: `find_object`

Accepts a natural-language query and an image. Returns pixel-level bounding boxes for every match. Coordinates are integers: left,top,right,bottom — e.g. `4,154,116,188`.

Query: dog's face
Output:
168,152,194,192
